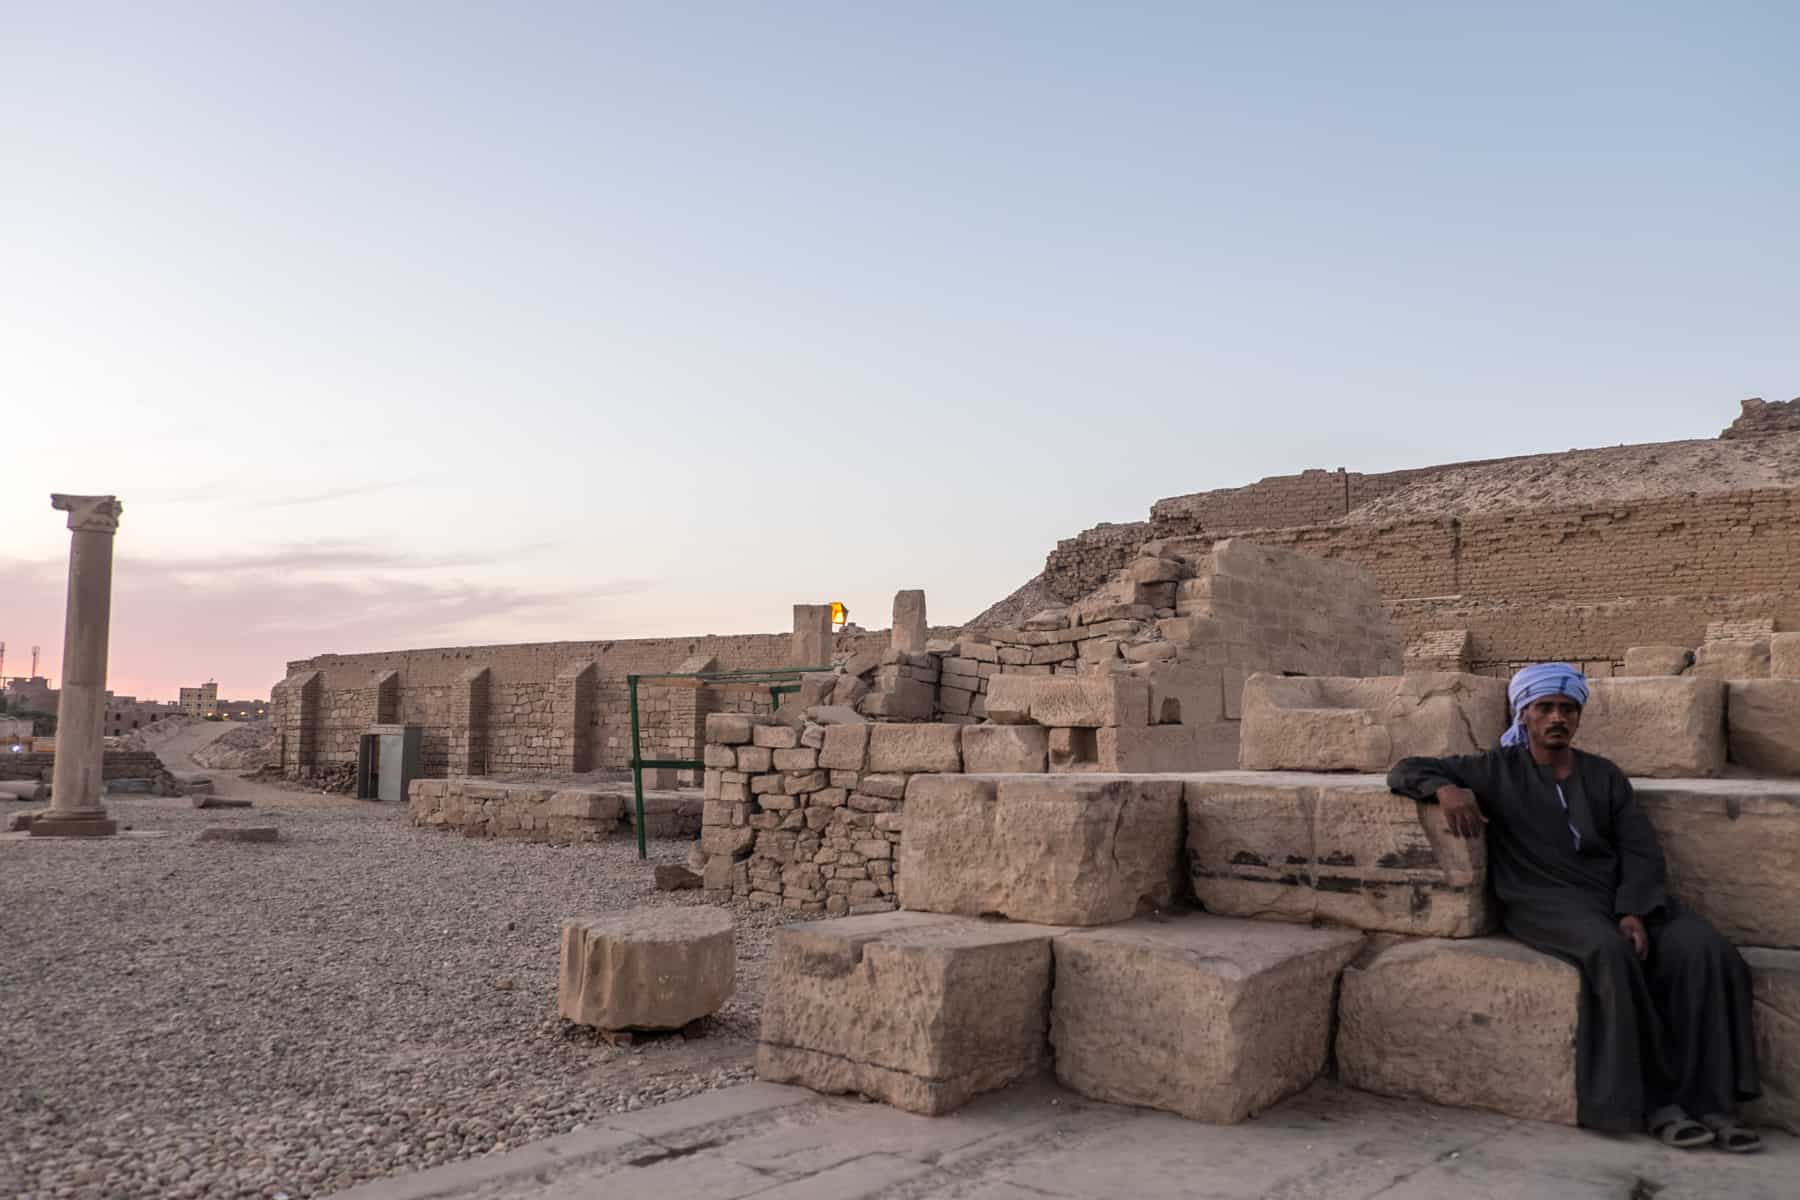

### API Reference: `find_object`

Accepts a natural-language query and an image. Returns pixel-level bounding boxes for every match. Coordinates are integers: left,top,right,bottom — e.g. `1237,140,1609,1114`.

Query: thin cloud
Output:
249,480,419,511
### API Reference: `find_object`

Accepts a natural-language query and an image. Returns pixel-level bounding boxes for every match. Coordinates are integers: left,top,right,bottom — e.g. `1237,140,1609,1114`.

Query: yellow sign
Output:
830,602,848,630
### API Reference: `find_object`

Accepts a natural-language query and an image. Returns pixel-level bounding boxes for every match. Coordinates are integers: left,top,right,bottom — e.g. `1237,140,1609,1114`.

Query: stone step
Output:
1339,936,1799,1136
898,774,1184,926
756,911,1062,1115
1052,914,1364,1123
1631,779,1800,950
1185,772,1492,938
1236,671,1507,772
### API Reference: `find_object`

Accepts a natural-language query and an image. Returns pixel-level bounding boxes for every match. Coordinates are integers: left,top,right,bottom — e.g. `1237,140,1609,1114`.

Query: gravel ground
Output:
0,787,801,1200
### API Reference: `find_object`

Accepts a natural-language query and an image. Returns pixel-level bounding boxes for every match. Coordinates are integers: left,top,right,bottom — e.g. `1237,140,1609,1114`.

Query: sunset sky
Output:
3,2,1795,701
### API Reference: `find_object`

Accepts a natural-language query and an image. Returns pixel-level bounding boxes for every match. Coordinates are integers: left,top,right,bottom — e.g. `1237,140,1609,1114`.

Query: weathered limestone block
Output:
1726,680,1800,775
900,774,1183,925
1237,672,1508,772
1636,779,1800,949
1186,772,1492,938
1338,937,1580,1125
818,723,869,771
1052,916,1363,1123
756,911,1060,1115
1577,677,1725,777
983,673,1149,728
1097,722,1238,772
559,908,734,1031
1745,947,1800,1135
866,723,961,774
706,714,754,745
892,589,927,656
960,725,1048,773
1622,645,1693,676
1773,633,1800,679
1691,638,1771,680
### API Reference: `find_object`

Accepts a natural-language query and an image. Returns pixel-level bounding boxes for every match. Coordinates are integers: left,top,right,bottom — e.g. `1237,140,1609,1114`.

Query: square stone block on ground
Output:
559,907,734,1032
1052,915,1363,1123
756,911,1062,1115
899,774,1185,926
1337,936,1580,1125
1185,772,1492,938
1745,947,1800,1135
1636,778,1800,950
1576,677,1725,777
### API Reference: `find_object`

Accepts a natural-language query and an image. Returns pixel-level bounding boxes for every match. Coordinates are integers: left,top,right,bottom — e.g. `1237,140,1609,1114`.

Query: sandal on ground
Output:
1650,1114,1715,1149
1699,1113,1763,1154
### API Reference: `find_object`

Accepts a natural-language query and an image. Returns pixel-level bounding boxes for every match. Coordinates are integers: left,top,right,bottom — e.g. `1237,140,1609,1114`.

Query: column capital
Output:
50,493,123,533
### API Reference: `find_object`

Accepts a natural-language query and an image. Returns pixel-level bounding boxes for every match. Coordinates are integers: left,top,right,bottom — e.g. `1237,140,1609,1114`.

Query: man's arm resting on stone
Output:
1387,753,1495,839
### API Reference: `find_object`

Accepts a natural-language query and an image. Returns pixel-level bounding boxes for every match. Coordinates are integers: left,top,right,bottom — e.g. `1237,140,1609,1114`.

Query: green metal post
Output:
627,674,646,860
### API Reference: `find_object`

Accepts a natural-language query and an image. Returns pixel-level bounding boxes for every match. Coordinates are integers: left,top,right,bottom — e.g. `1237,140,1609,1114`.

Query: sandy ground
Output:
1,735,798,1200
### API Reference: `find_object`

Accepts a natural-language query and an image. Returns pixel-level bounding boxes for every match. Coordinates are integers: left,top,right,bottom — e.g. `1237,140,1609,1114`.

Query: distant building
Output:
1,716,33,748
212,698,268,721
103,694,182,738
178,682,220,717
3,676,57,714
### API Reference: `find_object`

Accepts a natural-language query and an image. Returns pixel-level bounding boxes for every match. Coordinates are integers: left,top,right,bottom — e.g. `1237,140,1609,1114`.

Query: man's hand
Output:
1435,785,1487,839
1619,915,1649,961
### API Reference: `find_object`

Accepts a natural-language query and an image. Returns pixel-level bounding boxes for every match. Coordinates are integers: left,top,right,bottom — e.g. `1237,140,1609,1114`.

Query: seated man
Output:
1388,663,1761,1151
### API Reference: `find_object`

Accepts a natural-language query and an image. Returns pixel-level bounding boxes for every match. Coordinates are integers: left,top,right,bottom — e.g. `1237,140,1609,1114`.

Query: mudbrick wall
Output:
1045,459,1520,601
1160,486,1800,674
273,631,890,782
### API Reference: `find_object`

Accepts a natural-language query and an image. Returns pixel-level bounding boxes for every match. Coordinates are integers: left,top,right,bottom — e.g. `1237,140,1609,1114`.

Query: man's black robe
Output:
1388,745,1759,1131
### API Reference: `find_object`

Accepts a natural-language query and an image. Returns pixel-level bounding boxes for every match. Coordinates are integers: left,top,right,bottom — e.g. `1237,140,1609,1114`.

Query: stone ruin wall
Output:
1044,459,1517,602
1034,477,1800,678
272,630,892,782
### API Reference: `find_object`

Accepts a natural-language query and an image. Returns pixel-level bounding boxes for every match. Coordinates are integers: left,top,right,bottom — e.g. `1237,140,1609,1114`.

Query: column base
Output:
28,814,118,838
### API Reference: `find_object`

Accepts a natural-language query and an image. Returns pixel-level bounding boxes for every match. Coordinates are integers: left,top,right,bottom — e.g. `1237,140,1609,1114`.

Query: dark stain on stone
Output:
1319,851,1356,867
1230,851,1268,867
1377,847,1440,870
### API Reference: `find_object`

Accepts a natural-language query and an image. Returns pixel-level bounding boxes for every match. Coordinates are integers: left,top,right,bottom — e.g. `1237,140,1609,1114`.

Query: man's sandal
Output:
1699,1113,1763,1154
1650,1115,1715,1149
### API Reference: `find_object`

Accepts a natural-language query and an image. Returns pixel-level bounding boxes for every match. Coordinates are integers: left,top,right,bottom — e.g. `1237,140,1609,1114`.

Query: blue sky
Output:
2,1,1795,699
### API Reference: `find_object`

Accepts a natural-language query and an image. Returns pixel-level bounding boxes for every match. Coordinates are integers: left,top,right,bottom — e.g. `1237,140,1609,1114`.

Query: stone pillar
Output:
892,589,928,655
33,494,123,837
792,605,833,668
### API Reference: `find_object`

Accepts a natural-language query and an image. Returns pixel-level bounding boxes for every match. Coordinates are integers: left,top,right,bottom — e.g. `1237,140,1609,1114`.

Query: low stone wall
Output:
408,779,702,841
0,750,178,794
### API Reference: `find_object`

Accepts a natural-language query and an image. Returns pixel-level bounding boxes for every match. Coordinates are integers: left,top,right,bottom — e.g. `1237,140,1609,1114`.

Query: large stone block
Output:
1338,937,1580,1125
960,725,1048,773
891,589,927,656
1237,672,1507,772
1097,722,1239,772
1726,680,1800,775
1745,947,1800,1135
558,907,734,1032
1622,645,1693,676
1185,772,1492,938
1773,633,1800,679
756,911,1060,1115
1636,778,1800,949
900,774,1184,926
866,723,962,774
1576,677,1725,777
982,673,1149,728
1691,638,1771,680
1052,916,1363,1123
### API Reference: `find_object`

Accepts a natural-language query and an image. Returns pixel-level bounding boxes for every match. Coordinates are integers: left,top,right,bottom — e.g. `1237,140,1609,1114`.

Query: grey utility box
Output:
357,724,423,803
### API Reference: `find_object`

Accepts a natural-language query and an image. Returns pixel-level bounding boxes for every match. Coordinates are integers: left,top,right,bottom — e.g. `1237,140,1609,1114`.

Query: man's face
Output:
1524,695,1582,749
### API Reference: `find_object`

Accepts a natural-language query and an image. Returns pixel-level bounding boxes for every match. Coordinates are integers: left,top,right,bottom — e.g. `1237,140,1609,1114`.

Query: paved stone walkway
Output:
333,1077,1796,1200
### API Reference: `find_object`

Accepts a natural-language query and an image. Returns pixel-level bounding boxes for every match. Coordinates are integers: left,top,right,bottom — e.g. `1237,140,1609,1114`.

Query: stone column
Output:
892,589,928,655
33,494,123,837
792,605,833,668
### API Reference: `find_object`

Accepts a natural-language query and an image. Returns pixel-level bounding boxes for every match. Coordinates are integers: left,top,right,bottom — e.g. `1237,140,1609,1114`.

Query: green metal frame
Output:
627,665,833,859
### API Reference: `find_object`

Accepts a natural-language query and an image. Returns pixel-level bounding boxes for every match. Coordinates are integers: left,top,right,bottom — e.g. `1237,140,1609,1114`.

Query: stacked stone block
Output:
700,714,940,915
